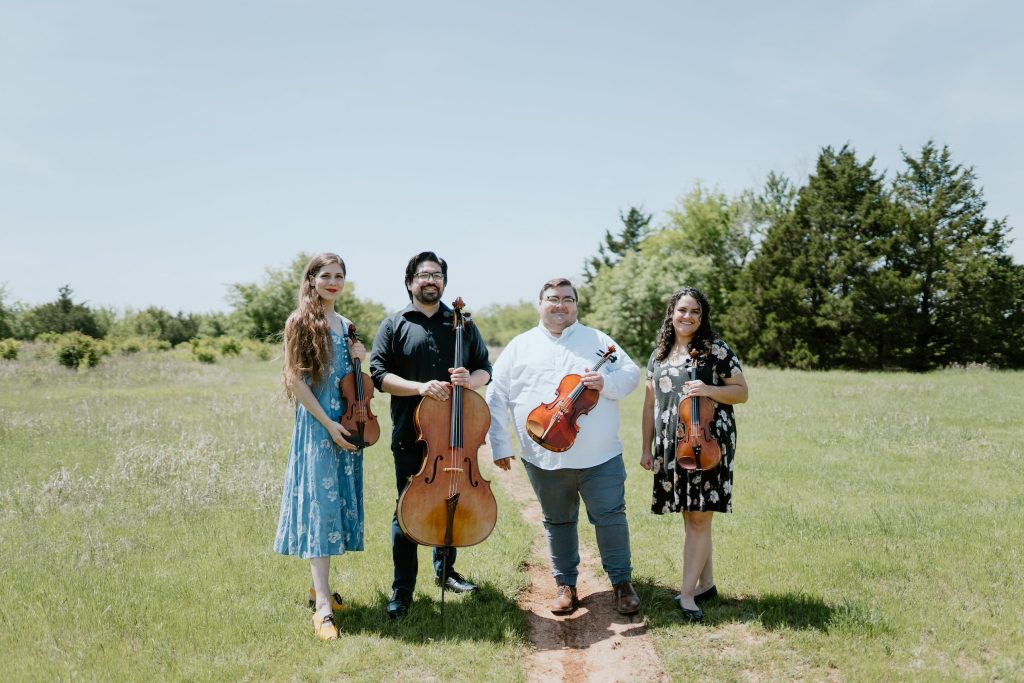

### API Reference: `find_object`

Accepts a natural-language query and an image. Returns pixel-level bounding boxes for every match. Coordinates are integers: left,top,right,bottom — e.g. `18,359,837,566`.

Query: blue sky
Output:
2,0,1021,314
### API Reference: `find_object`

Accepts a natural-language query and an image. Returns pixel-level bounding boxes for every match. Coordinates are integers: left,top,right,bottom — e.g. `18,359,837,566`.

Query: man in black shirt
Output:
370,251,492,619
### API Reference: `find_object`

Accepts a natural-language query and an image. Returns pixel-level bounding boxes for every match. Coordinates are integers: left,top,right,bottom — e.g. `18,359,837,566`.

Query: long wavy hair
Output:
653,287,717,362
282,253,346,396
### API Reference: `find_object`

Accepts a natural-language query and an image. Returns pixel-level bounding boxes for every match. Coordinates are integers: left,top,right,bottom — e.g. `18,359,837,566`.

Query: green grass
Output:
624,367,1024,681
2,352,1023,680
0,350,532,681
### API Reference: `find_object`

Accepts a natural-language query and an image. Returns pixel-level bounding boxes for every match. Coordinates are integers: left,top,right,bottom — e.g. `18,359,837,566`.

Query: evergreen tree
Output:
729,146,891,368
581,207,652,285
890,141,1018,368
20,285,105,339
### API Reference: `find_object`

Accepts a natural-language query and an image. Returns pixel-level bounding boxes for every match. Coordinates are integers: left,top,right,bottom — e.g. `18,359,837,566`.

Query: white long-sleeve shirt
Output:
486,321,641,470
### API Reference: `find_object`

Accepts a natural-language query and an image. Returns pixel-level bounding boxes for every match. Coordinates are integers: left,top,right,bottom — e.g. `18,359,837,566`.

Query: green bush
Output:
0,338,20,360
113,336,172,355
53,332,108,369
190,338,219,364
109,307,200,346
219,337,242,357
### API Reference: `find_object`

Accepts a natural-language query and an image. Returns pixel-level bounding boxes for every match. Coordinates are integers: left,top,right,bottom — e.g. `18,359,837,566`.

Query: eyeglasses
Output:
414,272,445,283
543,296,577,305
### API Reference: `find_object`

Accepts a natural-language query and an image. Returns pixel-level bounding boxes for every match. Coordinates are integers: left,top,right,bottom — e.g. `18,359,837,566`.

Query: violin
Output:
338,323,380,448
396,298,497,549
675,348,722,471
526,345,617,453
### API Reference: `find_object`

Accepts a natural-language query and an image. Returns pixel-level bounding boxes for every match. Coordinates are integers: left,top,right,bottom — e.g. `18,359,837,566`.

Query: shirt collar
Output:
400,300,452,320
538,320,580,341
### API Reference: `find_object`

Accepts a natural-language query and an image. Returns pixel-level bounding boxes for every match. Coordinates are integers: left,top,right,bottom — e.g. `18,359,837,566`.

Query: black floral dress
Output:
647,339,743,514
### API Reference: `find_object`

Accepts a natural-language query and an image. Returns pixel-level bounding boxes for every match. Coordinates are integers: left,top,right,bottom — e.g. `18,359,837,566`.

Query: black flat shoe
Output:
386,588,413,619
675,596,703,622
694,585,718,605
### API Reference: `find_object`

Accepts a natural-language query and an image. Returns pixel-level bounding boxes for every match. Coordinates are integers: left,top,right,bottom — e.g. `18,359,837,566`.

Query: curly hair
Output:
653,287,717,362
282,253,346,396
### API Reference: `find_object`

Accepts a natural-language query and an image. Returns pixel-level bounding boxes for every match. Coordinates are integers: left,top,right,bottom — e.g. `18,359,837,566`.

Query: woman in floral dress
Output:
274,253,366,640
640,287,748,622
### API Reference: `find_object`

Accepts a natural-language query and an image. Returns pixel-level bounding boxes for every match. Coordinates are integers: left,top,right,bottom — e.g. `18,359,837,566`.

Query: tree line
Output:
3,141,1020,371
0,256,389,354
578,141,1023,370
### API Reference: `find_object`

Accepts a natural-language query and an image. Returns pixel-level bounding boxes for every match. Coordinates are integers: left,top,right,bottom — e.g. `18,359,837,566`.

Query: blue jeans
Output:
522,454,633,587
391,448,456,592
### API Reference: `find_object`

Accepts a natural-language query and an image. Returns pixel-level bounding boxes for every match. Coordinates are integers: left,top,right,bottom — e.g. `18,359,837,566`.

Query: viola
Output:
675,348,722,471
396,298,497,550
338,323,380,448
525,345,617,453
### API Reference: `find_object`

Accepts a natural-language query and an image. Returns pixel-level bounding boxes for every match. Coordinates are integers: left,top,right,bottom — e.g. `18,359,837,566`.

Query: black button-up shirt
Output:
370,302,492,453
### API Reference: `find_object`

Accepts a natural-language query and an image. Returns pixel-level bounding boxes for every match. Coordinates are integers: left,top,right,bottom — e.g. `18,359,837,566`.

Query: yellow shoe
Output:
312,613,340,640
308,588,346,611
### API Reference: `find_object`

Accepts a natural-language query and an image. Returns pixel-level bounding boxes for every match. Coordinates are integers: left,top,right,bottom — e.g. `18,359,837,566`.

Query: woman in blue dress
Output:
274,252,366,640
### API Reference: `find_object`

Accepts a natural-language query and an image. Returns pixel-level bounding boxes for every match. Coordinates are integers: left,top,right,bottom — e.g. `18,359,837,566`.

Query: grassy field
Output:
1,348,1022,681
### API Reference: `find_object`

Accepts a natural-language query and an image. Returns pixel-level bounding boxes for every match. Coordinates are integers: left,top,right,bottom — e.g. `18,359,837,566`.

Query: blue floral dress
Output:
274,325,365,558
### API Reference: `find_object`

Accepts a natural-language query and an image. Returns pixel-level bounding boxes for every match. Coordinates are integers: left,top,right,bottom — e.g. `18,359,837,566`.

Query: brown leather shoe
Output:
613,581,640,615
550,584,578,614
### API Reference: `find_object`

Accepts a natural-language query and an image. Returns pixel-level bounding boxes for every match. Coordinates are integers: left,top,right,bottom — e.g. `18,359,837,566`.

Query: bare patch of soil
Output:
482,450,668,683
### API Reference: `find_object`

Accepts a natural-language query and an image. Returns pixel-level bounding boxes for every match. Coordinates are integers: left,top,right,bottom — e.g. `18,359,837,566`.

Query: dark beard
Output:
414,286,442,305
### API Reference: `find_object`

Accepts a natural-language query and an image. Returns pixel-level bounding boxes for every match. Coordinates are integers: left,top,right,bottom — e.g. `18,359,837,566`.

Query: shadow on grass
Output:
334,583,528,643
634,579,837,631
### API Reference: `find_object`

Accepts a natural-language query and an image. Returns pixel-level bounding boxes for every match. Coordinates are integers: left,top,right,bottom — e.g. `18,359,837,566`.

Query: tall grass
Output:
2,355,1022,680
0,353,532,681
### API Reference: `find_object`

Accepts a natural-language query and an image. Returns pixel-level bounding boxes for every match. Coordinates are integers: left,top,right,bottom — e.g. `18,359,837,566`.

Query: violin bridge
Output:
540,414,561,441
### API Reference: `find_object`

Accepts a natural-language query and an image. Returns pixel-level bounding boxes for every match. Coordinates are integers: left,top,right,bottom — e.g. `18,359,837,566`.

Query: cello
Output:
525,345,617,452
396,298,497,551
338,323,380,448
675,348,722,471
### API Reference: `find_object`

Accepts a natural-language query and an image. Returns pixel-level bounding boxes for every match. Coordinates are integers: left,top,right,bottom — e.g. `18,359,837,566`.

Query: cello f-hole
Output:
423,454,443,484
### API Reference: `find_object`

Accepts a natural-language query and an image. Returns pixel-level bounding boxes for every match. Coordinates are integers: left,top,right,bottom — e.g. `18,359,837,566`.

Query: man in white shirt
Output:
486,277,642,615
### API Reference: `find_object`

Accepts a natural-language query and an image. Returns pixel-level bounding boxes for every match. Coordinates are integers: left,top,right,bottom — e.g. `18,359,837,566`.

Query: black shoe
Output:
675,596,703,622
436,571,478,594
694,585,718,605
386,588,413,619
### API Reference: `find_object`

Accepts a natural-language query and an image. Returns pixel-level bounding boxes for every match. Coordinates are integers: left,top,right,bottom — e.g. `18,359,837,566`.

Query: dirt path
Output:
481,449,668,683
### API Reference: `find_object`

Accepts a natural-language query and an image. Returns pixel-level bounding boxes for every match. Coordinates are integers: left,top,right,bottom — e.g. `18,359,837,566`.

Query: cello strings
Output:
449,315,462,499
